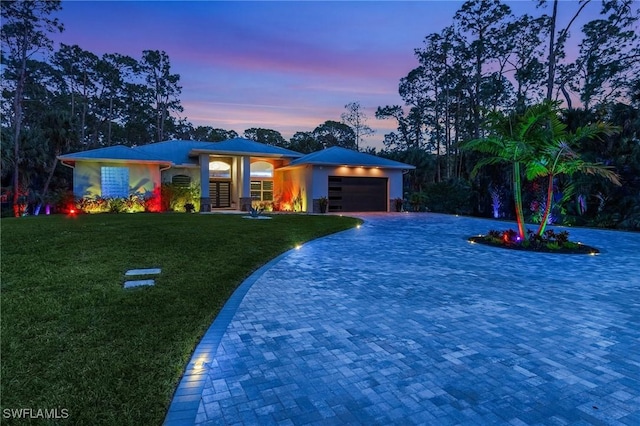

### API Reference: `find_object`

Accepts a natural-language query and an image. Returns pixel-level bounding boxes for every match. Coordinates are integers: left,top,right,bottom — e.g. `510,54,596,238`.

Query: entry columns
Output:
239,156,252,211
199,154,210,212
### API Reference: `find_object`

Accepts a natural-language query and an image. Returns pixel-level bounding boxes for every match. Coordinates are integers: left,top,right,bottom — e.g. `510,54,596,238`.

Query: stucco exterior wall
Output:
274,165,312,212
72,161,160,198
162,167,200,186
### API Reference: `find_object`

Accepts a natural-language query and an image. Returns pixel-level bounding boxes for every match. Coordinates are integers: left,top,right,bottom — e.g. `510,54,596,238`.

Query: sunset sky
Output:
51,0,601,149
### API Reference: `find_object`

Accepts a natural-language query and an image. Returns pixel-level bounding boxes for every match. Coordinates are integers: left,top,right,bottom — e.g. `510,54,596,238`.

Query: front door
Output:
210,181,231,208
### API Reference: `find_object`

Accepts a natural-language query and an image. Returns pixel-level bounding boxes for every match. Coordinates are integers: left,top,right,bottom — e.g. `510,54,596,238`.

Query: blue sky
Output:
52,1,601,148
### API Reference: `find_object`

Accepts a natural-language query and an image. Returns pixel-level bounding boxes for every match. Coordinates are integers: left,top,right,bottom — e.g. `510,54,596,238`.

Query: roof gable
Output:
135,140,213,165
289,147,415,169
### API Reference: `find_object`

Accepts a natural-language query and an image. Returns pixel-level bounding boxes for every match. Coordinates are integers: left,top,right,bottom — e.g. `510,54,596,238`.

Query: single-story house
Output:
58,138,415,213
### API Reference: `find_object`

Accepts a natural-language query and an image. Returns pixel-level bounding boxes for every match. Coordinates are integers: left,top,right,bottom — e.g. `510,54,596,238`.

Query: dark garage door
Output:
328,176,388,212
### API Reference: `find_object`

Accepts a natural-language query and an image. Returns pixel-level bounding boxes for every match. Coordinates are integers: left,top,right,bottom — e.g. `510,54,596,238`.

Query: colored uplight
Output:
69,208,76,215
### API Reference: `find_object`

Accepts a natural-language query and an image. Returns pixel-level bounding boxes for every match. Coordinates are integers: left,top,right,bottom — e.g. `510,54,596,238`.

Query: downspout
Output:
59,160,75,169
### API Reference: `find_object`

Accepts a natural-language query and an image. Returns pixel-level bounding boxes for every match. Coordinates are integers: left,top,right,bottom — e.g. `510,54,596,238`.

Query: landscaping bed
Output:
469,228,600,255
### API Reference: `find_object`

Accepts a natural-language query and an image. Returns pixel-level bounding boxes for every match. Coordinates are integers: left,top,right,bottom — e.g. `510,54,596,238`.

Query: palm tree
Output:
525,121,621,235
461,102,554,239
463,101,621,239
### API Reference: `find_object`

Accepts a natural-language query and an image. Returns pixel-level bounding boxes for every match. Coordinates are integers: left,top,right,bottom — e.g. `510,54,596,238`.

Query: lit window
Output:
101,166,129,198
209,161,231,178
250,180,273,201
250,161,273,178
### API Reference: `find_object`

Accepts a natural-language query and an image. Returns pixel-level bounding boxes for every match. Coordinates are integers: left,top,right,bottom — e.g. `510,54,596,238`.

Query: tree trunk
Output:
474,31,483,138
435,83,441,182
108,96,113,145
560,84,573,109
537,173,555,236
546,0,558,100
513,161,526,240
11,42,28,217
35,158,58,216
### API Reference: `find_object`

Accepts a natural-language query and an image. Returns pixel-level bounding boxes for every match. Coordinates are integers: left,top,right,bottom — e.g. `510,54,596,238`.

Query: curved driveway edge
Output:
166,213,640,425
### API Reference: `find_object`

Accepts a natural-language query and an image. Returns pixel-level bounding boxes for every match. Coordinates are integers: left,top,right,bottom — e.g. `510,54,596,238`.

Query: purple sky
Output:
52,1,601,149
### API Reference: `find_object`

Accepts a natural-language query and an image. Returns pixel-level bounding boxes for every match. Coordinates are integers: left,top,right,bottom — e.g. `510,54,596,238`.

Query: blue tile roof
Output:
190,138,304,158
289,147,415,169
58,139,304,166
58,145,170,163
135,140,213,165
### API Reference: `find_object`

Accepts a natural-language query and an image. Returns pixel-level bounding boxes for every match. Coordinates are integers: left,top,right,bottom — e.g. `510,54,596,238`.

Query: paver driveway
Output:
166,213,640,425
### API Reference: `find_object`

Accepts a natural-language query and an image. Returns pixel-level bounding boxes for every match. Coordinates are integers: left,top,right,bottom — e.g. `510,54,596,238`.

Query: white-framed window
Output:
250,161,273,178
209,160,231,178
101,166,129,198
250,180,273,201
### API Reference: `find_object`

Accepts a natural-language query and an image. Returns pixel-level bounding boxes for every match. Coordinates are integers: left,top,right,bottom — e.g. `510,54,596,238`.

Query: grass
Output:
0,213,360,425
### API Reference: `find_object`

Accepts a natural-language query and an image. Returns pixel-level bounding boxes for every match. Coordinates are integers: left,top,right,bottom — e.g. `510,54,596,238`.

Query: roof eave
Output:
56,156,171,165
189,148,303,158
288,161,415,170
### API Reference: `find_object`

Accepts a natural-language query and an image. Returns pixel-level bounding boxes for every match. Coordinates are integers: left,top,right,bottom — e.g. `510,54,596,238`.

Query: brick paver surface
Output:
166,213,640,425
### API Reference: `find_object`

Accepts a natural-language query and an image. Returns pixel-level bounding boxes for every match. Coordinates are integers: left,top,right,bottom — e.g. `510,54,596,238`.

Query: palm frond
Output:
525,162,549,180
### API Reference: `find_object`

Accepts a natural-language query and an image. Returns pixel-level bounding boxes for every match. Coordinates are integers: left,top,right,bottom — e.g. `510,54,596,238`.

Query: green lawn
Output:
1,213,360,425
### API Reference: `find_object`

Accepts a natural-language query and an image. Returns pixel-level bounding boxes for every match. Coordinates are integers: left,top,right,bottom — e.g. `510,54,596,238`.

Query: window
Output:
101,166,129,198
250,161,273,178
209,161,231,178
250,180,273,201
172,174,191,188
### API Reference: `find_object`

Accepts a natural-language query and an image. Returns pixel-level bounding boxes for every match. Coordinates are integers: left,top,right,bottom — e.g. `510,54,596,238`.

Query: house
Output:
58,138,415,213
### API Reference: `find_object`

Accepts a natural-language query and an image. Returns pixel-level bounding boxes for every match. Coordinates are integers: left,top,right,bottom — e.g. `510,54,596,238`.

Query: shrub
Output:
422,179,472,214
251,200,273,212
161,183,200,212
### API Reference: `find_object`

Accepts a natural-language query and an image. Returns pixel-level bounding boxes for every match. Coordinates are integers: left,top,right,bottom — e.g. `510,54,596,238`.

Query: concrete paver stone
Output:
165,213,640,425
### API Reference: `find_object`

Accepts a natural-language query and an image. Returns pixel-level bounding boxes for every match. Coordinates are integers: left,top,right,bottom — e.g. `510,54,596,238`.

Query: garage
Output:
328,176,388,212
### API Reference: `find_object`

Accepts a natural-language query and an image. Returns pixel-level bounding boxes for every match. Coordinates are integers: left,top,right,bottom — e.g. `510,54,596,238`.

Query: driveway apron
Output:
166,213,640,425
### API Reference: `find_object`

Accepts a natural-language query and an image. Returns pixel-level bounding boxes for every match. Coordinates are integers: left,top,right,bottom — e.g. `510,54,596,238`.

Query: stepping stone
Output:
125,268,161,276
124,279,155,289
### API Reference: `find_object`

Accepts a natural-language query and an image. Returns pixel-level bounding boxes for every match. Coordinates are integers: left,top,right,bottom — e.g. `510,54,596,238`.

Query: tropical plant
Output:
393,197,404,212
463,101,622,238
461,102,553,239
525,119,621,235
318,196,328,213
